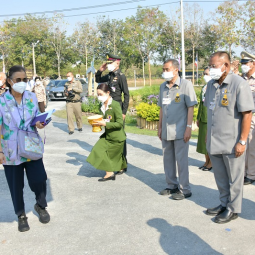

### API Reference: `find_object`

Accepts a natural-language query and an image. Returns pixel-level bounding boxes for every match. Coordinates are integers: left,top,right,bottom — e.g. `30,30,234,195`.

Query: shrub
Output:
136,102,160,121
81,96,100,114
142,94,159,105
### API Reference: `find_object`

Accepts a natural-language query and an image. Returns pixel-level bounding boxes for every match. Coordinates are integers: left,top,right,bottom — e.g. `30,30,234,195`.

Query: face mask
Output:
162,71,174,81
203,75,211,83
241,65,251,74
107,64,115,72
36,81,40,85
0,80,3,86
98,95,108,103
209,64,225,80
12,81,27,94
67,77,72,82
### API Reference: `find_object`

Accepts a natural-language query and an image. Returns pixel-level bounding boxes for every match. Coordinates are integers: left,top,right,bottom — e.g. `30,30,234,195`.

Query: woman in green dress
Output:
86,83,127,181
196,68,212,171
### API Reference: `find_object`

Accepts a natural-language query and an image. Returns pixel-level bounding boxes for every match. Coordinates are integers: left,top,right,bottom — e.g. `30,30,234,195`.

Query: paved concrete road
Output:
0,101,255,255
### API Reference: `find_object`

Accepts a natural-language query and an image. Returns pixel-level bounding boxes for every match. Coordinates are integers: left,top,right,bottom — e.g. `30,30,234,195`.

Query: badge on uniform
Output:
107,115,112,121
175,93,180,103
163,98,171,104
111,87,116,92
221,90,229,106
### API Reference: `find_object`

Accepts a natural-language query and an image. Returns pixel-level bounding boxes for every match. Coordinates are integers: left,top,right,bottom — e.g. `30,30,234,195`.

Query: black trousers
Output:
4,158,47,217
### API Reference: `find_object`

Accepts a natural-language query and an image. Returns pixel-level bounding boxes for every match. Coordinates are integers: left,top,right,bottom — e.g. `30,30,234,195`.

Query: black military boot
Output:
18,212,30,232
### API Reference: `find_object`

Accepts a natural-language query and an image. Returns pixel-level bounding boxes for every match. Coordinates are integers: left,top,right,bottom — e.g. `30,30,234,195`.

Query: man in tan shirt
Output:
241,51,255,185
65,72,83,135
0,72,7,95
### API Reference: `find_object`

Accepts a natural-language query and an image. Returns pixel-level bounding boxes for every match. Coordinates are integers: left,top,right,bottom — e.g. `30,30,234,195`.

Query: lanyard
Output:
13,94,25,128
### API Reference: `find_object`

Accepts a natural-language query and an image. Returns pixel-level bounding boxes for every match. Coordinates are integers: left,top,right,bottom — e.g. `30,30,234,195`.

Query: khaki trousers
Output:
245,115,255,180
162,139,191,194
66,102,82,132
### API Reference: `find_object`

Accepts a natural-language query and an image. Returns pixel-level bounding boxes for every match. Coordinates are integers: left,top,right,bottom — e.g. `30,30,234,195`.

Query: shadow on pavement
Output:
52,121,68,133
147,218,223,255
0,174,53,223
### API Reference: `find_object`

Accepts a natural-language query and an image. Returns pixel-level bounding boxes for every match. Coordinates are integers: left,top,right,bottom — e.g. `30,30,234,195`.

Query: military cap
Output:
106,53,121,63
240,51,255,64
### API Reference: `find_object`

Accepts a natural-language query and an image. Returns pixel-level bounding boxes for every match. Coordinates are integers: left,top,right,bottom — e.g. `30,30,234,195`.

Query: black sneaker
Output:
78,128,83,132
69,131,74,135
18,212,30,232
34,204,50,224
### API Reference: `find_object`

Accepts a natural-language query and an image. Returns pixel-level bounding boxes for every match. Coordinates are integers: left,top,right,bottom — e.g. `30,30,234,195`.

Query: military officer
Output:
240,51,255,185
96,53,129,174
158,59,197,200
65,72,83,135
204,51,253,223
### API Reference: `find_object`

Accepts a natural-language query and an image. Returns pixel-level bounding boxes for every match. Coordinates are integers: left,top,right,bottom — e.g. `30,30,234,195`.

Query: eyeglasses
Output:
13,78,28,83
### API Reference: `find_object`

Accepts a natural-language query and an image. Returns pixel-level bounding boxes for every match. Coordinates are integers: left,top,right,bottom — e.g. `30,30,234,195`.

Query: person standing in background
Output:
196,67,212,171
0,72,7,95
33,77,46,113
240,51,255,185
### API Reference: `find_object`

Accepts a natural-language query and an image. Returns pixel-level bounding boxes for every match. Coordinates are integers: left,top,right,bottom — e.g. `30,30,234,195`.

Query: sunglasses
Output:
13,78,28,83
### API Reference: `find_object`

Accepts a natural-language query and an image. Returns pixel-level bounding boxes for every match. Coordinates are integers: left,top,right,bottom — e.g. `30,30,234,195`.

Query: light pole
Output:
180,0,185,79
32,40,39,76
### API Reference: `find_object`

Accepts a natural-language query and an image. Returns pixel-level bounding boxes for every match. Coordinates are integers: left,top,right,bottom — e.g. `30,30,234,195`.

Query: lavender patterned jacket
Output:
0,90,39,165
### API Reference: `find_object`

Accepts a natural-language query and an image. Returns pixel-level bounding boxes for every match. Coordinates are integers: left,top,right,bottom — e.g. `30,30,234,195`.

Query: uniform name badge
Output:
112,87,116,92
163,98,171,105
209,101,215,110
104,119,110,122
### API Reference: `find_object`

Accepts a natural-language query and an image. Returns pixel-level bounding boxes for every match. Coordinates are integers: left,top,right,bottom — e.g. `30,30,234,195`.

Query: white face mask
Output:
203,75,211,83
107,64,116,72
162,71,174,81
67,77,72,82
0,80,3,86
98,95,108,103
12,81,27,94
241,65,251,74
209,64,225,80
36,81,40,85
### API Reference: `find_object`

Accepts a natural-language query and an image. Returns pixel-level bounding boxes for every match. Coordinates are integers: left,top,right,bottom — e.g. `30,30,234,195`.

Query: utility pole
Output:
32,40,39,76
180,0,185,79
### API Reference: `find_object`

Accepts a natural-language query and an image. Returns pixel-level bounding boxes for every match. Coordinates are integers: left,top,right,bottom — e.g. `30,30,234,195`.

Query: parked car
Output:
48,79,88,100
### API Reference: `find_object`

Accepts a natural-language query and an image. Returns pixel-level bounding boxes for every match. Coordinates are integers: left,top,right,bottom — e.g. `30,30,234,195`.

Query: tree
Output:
241,0,255,52
211,0,241,58
125,7,167,86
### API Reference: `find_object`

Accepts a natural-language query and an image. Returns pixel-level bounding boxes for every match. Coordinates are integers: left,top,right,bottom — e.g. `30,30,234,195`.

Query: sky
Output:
0,0,244,56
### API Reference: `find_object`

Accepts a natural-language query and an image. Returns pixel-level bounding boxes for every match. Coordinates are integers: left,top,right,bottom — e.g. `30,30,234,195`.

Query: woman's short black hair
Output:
6,65,26,90
35,76,40,81
97,83,111,93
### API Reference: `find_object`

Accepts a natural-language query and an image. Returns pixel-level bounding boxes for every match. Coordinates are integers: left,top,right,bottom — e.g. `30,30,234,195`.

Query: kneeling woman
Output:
87,83,127,181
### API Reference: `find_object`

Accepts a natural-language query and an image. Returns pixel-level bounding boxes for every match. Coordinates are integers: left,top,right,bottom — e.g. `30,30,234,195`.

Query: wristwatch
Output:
239,140,246,146
187,125,192,128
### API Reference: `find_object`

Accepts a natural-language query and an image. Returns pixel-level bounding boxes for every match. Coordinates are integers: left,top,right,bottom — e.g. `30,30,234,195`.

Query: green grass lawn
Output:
53,110,199,140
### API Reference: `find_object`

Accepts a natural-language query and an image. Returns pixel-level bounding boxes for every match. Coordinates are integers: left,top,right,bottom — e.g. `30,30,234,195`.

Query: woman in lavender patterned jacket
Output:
0,66,50,232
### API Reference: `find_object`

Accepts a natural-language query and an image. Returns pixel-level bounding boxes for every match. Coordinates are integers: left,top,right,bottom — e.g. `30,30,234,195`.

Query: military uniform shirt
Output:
158,77,197,141
205,71,254,155
243,72,255,113
95,69,129,115
64,80,82,101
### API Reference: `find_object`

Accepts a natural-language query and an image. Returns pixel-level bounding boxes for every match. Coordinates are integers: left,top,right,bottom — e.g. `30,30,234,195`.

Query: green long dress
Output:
86,99,127,172
196,85,208,155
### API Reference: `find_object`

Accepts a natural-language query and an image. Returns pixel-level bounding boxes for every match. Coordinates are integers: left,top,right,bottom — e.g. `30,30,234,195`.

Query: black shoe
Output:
34,204,50,224
78,128,83,132
171,191,192,200
198,165,206,169
18,212,30,232
205,205,226,216
115,169,127,175
69,131,74,135
214,209,238,224
244,177,255,185
98,174,116,182
203,167,212,171
159,188,179,195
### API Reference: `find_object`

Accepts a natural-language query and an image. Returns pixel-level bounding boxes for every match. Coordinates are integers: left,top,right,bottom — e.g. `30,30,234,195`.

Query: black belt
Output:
66,100,80,103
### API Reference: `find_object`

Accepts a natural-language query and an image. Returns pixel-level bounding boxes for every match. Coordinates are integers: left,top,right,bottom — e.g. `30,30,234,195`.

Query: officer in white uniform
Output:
204,51,253,224
158,59,197,200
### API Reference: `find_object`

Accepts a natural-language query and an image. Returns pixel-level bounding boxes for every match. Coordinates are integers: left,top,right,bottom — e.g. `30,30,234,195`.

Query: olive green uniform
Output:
65,80,83,132
87,100,127,172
